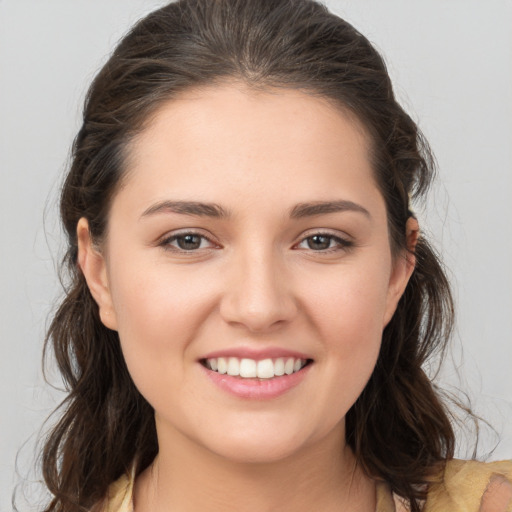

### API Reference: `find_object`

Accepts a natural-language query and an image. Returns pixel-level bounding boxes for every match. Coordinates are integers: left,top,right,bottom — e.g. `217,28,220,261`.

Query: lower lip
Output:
201,363,312,400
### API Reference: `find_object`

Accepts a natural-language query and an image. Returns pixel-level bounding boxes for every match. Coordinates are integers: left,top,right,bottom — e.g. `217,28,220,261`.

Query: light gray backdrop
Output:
1,1,511,509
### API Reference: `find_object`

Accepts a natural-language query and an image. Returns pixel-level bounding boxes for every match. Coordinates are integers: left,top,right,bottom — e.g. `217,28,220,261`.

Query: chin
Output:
197,418,320,465
210,436,307,465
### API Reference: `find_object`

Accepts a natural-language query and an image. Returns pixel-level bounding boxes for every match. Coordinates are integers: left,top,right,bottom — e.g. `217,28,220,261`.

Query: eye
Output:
160,232,217,252
295,233,353,252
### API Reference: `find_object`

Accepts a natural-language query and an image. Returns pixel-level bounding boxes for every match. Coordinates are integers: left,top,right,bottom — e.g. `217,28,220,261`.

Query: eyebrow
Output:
289,200,371,219
140,199,370,220
140,200,230,219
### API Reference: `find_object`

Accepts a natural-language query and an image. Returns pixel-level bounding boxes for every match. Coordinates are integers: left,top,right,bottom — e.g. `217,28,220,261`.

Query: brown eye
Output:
161,232,216,252
306,235,332,250
295,232,354,253
176,234,203,250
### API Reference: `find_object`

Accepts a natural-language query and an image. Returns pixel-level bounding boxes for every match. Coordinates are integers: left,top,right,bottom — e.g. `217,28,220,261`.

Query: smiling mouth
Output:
200,357,313,379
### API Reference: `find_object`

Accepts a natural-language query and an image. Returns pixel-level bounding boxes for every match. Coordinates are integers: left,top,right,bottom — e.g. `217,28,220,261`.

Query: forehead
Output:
118,83,382,217
130,82,371,162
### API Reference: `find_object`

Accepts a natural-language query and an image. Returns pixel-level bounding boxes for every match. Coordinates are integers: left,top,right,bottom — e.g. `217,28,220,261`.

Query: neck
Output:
134,421,376,512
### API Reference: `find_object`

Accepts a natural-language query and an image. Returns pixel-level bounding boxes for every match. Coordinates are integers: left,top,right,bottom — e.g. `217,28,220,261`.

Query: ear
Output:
76,217,118,331
383,217,419,327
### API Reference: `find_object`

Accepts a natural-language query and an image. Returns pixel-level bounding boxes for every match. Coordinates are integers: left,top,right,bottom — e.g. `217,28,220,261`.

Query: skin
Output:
78,83,418,512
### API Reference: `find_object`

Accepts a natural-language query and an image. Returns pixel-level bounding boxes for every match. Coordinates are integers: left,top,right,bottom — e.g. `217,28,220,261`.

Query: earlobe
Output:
76,218,118,331
383,217,419,327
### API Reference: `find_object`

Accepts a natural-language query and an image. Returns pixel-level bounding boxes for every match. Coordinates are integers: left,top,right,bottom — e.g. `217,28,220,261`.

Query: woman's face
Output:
79,83,414,463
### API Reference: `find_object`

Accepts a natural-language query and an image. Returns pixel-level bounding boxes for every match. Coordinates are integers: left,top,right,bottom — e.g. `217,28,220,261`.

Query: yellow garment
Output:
423,460,512,512
103,459,512,512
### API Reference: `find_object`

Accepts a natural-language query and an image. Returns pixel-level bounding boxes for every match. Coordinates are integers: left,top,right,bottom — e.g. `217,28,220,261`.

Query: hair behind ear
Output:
346,235,455,512
42,268,158,511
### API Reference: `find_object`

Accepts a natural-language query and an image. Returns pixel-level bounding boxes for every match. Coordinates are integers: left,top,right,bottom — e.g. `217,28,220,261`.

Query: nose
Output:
219,246,298,333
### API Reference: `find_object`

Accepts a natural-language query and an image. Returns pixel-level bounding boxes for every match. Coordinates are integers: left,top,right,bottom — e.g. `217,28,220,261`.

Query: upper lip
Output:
200,347,313,361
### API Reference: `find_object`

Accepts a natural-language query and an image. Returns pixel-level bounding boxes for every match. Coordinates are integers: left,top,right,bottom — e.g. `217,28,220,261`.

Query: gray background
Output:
1,1,511,509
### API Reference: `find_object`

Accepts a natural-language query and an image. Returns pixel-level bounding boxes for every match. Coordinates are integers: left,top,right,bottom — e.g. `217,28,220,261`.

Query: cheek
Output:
107,259,215,395
301,260,390,396
304,259,391,341
111,254,208,328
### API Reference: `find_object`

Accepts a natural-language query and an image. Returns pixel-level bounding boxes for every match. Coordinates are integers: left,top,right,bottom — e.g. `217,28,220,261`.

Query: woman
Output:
39,0,511,511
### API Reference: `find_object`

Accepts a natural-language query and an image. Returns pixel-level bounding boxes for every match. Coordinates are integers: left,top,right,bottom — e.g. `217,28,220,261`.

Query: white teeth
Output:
274,358,285,376
227,357,240,376
284,357,294,375
257,359,274,379
205,356,308,379
217,357,227,374
239,358,257,378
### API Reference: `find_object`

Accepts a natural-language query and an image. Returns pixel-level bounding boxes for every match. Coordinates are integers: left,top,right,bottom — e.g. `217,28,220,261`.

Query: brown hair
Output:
40,1,455,511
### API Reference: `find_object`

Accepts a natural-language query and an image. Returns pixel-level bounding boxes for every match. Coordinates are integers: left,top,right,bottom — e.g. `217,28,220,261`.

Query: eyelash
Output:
295,233,354,253
159,231,354,254
160,232,217,252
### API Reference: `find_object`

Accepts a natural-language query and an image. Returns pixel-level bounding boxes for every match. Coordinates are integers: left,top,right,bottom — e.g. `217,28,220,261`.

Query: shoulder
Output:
97,460,512,512
425,459,512,512
100,472,134,512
